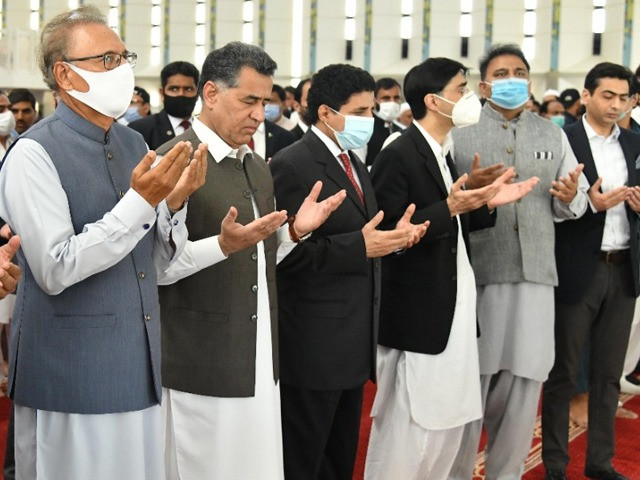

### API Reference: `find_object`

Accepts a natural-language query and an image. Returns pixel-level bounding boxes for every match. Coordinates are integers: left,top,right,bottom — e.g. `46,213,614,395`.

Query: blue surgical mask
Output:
485,78,530,110
550,114,565,127
325,108,375,150
264,104,281,122
122,106,142,123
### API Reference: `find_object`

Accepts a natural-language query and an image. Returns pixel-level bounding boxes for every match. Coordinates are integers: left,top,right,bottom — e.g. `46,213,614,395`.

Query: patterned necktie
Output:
338,153,364,205
179,119,191,131
247,137,255,150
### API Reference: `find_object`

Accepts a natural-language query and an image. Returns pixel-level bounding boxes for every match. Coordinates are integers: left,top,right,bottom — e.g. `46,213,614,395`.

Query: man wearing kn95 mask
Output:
449,44,590,480
364,56,539,480
0,6,208,479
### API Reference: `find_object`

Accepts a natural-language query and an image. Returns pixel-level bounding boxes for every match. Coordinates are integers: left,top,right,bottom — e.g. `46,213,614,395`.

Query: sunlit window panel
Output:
459,13,472,38
523,11,536,36
345,0,356,18
523,36,536,60
592,8,605,33
460,0,473,13
344,17,356,40
242,22,253,43
401,0,413,15
400,16,412,40
243,1,254,22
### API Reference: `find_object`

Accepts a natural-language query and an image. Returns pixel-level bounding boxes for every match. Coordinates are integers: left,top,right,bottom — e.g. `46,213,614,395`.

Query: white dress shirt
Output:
582,115,630,251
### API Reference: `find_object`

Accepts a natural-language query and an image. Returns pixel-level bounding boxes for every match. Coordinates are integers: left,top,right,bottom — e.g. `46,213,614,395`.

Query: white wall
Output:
2,0,640,112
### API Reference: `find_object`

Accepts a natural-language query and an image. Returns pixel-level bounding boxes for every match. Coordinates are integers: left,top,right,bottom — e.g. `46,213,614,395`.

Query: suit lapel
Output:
618,129,638,187
408,124,449,197
304,131,368,218
565,121,599,187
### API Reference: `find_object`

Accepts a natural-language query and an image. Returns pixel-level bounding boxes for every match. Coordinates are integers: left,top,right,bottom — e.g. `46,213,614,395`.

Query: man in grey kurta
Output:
449,44,589,480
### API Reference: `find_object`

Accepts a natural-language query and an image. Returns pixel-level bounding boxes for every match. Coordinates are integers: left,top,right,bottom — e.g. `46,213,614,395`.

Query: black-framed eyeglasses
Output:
64,51,137,70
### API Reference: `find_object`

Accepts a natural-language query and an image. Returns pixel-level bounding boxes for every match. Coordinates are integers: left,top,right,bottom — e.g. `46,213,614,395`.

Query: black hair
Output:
403,57,468,120
294,78,310,103
539,99,562,116
133,86,150,104
375,77,401,97
479,44,530,81
584,62,632,94
8,89,36,108
160,61,200,89
198,41,276,97
284,85,296,96
307,64,375,125
272,84,286,102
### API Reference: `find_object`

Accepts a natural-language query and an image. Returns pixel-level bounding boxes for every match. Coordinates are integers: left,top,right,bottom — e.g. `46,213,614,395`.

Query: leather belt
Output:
599,249,629,265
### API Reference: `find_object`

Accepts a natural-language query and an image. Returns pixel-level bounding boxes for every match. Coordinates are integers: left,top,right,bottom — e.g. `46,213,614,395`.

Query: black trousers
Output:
280,383,364,480
542,257,635,473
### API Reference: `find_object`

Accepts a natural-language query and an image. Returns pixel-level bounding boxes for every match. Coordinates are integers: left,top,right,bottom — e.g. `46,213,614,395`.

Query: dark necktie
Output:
338,153,364,205
179,120,191,131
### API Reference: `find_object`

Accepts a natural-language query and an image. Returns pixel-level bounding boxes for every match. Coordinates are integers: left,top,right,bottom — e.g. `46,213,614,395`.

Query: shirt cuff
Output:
190,236,228,269
112,189,157,239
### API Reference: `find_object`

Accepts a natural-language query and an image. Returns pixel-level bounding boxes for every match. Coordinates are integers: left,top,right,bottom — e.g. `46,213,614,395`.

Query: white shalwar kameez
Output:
365,128,482,480
159,122,286,480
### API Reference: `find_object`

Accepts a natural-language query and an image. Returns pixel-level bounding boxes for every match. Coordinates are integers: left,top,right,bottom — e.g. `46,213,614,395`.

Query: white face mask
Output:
434,90,482,128
377,101,401,122
0,110,16,136
64,63,135,119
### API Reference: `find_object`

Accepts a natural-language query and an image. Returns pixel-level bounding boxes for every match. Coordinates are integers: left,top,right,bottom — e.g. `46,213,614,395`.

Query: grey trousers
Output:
542,258,635,473
449,371,542,480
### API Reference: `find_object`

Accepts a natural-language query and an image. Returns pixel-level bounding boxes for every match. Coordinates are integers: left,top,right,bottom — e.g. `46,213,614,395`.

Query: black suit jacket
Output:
128,110,176,150
264,120,297,161
365,115,402,167
290,123,306,141
270,129,380,390
555,120,640,304
370,124,495,354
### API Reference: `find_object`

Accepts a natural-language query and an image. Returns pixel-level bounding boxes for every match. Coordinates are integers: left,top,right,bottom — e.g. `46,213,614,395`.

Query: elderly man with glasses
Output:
0,6,208,479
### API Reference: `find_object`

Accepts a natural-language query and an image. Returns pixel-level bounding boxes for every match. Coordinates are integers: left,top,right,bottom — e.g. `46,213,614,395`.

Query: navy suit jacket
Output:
128,109,176,150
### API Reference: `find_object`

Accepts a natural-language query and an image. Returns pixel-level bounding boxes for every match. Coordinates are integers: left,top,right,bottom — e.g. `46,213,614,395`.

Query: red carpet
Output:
353,381,640,480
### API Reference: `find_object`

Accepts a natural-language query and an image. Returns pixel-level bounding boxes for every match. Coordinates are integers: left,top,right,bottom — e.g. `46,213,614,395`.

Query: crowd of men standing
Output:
1,5,640,480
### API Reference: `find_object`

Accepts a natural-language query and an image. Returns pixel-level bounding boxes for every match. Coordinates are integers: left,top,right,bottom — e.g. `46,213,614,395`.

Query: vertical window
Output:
195,0,206,66
592,0,606,55
108,0,120,35
150,0,162,66
243,1,254,44
459,0,472,58
523,0,536,60
291,0,303,84
29,0,40,32
345,0,356,61
400,0,412,59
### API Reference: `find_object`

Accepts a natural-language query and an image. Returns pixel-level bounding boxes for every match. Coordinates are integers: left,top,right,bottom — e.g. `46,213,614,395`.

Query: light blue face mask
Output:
264,104,281,122
485,78,530,110
122,106,142,123
325,108,375,150
550,114,565,127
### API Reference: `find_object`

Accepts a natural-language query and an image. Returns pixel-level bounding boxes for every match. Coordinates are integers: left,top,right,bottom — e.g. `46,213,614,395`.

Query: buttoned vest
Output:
452,105,564,286
158,128,279,397
8,102,161,414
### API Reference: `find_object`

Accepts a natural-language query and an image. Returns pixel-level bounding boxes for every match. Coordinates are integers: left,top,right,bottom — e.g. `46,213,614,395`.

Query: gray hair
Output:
38,5,108,90
198,42,277,97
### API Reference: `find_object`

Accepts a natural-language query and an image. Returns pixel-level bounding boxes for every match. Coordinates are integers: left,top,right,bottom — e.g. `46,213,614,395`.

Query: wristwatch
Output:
288,215,312,243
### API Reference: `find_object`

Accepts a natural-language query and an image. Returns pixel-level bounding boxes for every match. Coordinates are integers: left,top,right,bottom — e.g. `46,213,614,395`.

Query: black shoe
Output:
585,469,629,480
545,470,568,480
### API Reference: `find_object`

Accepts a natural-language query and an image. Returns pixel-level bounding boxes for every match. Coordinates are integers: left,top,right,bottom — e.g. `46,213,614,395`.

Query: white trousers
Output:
15,404,163,480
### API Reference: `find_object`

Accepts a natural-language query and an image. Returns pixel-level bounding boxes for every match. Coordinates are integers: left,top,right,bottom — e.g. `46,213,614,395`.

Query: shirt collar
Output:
192,118,252,163
311,125,348,158
412,120,453,159
582,114,620,142
166,112,193,130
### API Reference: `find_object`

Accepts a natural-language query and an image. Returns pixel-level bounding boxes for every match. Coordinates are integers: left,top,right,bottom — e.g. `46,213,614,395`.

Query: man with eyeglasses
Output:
129,61,200,150
0,6,207,479
448,44,589,480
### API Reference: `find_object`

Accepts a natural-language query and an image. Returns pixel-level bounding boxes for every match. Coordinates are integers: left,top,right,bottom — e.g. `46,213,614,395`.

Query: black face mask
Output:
163,95,197,119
